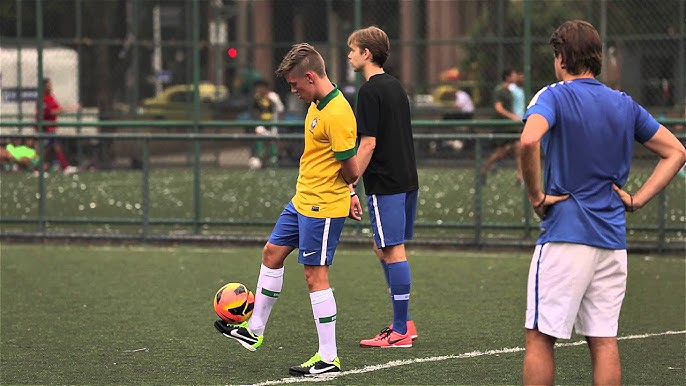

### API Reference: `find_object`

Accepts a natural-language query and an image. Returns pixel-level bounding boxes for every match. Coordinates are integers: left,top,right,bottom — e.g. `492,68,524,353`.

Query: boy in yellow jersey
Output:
215,43,360,377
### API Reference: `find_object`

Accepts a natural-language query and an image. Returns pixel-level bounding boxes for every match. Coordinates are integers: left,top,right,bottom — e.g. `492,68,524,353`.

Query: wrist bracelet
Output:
350,192,357,197
536,193,547,208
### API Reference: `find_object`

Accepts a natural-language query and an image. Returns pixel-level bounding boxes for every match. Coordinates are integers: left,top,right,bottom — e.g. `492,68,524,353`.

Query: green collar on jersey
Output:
315,84,340,111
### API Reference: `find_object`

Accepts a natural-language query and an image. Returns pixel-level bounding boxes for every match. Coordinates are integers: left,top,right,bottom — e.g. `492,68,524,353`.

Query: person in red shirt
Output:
36,78,80,173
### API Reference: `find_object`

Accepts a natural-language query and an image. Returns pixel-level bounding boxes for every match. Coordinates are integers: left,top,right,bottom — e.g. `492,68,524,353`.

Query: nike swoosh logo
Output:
388,338,404,344
303,251,317,257
309,365,337,374
230,329,257,343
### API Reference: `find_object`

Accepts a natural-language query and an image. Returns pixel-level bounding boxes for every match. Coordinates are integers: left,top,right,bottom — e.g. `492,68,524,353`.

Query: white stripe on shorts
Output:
320,218,330,265
371,194,386,247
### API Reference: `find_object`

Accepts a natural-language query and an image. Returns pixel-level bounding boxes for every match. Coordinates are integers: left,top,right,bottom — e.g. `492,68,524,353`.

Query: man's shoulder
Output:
366,73,403,87
358,79,376,93
493,85,509,98
329,92,354,108
508,84,523,93
533,79,616,102
323,97,355,118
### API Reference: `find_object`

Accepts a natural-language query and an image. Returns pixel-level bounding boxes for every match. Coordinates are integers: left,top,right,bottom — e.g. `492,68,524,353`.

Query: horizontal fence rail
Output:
1,119,684,252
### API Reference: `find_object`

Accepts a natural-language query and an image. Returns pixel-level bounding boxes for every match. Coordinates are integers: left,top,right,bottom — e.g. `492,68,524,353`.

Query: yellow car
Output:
140,83,229,120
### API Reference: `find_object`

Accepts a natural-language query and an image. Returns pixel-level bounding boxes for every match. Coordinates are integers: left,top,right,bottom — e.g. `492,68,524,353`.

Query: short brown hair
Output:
347,26,390,67
275,43,326,78
549,20,602,76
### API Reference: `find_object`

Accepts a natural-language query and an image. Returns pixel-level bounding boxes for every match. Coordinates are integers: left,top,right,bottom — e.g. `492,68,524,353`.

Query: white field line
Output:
238,330,685,386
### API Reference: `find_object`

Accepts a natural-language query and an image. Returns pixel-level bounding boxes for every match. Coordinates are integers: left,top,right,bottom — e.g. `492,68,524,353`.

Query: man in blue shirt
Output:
519,20,686,385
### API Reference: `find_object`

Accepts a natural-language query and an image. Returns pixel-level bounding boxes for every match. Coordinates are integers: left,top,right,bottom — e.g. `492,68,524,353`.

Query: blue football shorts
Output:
41,132,62,146
268,201,346,266
366,190,418,248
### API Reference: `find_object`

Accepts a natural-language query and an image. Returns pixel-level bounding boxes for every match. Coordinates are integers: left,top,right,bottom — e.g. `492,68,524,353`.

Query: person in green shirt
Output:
481,68,524,184
1,137,40,171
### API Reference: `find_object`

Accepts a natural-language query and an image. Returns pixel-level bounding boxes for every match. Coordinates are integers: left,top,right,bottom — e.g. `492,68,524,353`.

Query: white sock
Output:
248,264,284,336
310,288,337,362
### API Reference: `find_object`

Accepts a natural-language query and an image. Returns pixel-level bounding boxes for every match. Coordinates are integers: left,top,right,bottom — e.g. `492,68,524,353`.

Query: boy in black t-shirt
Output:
347,26,419,348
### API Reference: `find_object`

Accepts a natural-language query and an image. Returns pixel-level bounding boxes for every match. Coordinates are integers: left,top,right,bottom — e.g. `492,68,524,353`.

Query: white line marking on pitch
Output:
239,330,685,386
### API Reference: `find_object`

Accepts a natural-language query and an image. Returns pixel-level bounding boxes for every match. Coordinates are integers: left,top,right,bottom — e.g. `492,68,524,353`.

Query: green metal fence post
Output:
36,136,46,232
75,0,84,165
523,0,533,237
522,188,532,237
680,0,685,112
523,0,532,107
36,0,46,233
351,0,363,236
142,137,150,241
192,0,202,235
15,0,24,122
474,138,483,247
496,0,504,85
658,190,667,253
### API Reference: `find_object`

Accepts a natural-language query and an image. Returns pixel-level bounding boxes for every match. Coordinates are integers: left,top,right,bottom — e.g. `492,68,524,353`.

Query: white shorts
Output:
525,242,627,339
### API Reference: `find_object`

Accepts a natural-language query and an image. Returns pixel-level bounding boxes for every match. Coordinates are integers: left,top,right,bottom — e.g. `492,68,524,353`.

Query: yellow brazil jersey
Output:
291,87,357,218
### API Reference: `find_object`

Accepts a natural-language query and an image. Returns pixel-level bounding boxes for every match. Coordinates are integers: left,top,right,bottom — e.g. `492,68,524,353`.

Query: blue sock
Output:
380,259,391,288
382,260,411,322
388,261,411,335
382,259,412,322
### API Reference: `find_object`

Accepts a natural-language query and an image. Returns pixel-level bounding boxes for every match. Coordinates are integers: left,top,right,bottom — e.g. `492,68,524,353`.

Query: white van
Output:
0,45,97,135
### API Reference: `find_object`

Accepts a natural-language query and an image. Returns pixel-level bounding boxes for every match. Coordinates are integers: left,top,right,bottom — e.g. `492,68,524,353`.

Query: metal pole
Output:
352,0,362,99
679,0,685,114
142,138,150,240
152,5,162,95
209,0,225,86
599,0,608,83
656,191,667,252
412,0,420,96
327,1,338,104
75,0,84,165
133,0,140,112
192,0,202,234
523,0,533,236
474,138,483,246
350,0,363,235
37,0,46,234
496,0,504,83
523,0,532,104
126,0,141,115
354,0,361,28
16,0,23,122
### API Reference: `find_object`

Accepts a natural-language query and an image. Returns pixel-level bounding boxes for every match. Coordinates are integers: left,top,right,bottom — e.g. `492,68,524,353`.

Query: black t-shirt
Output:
356,73,418,195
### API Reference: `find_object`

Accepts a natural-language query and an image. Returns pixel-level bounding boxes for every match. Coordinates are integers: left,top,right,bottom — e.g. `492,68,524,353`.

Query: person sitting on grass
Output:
0,137,40,172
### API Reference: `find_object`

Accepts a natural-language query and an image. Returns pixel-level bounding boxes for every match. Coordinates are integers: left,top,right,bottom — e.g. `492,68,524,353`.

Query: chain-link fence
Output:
2,0,684,120
1,0,685,250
